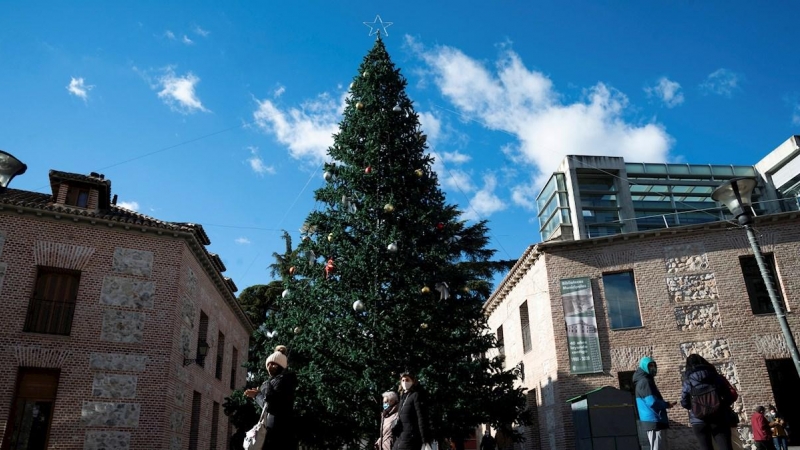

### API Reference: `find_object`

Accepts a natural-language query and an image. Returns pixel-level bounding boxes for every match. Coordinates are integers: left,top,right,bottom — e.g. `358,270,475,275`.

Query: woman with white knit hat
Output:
245,345,297,450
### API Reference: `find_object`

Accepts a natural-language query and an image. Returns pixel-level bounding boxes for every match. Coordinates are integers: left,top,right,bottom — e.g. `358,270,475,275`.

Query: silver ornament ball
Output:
353,300,365,312
387,242,398,253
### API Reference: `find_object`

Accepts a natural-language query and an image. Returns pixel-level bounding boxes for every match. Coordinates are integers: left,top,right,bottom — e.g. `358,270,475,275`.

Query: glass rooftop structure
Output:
536,154,793,242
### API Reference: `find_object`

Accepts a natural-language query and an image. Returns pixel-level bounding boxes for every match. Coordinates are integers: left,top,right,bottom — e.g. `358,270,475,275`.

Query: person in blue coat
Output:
634,356,676,450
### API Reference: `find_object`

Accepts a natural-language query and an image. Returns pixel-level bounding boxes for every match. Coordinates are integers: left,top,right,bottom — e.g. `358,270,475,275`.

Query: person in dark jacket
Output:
245,346,298,450
751,406,773,450
392,372,432,450
680,354,739,450
634,356,675,450
479,429,496,450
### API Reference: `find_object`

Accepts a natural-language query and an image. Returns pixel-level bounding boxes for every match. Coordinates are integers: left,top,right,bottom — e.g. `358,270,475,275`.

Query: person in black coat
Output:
245,346,298,450
680,354,738,450
392,372,432,450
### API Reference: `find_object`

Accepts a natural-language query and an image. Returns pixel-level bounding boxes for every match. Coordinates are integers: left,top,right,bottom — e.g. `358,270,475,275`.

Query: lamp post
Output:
0,150,27,191
184,341,210,366
712,177,800,376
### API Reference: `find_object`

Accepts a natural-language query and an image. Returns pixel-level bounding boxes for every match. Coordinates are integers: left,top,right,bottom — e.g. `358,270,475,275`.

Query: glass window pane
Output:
689,165,712,176
645,164,668,175
602,272,643,329
667,164,690,175
711,165,734,177
733,166,756,177
625,163,645,175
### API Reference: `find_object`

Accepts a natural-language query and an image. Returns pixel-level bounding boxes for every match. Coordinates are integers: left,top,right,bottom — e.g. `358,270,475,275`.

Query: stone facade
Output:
0,174,252,450
485,215,800,450
100,276,156,309
83,431,131,450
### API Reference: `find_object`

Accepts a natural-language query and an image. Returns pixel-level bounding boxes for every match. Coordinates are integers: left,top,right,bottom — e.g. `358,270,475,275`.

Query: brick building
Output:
485,212,800,449
0,170,253,449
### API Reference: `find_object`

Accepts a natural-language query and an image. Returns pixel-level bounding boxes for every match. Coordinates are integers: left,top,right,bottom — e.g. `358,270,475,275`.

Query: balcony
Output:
23,298,75,335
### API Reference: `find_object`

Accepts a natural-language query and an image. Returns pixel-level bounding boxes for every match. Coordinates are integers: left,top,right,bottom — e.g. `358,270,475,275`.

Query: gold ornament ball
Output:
356,102,364,110
288,266,296,276
462,286,470,293
384,203,395,213
328,233,334,242
421,286,431,294
420,323,429,330
293,326,302,335
414,169,424,178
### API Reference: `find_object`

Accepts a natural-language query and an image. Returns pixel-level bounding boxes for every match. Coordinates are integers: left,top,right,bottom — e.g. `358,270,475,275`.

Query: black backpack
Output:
690,375,722,419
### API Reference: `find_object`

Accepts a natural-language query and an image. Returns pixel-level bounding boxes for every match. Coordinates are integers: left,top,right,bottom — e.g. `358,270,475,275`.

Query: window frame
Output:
24,266,81,336
601,270,644,330
519,301,532,354
740,253,786,315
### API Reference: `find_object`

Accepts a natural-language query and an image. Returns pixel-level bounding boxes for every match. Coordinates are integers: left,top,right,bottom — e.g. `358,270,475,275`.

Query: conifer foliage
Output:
250,37,527,449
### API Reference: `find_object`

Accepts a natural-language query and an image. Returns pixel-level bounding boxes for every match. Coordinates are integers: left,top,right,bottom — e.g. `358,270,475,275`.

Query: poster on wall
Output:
560,277,603,374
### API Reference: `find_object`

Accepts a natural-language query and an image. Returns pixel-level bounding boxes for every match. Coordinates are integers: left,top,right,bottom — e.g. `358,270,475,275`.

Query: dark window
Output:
198,312,209,368
618,370,635,396
66,187,90,208
602,271,643,329
189,391,202,450
24,267,80,335
215,331,225,380
230,347,238,390
496,325,505,367
2,368,60,450
210,401,220,450
741,254,785,315
520,301,532,354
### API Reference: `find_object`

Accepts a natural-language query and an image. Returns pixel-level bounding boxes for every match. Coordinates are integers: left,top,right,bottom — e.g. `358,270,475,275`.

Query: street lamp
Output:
0,150,27,191
184,341,210,366
712,177,800,376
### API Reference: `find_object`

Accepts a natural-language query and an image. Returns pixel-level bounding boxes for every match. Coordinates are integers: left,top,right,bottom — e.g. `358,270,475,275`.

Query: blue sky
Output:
1,1,799,292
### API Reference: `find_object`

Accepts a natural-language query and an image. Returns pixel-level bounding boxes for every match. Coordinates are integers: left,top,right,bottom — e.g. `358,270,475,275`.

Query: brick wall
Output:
0,211,250,450
488,217,800,450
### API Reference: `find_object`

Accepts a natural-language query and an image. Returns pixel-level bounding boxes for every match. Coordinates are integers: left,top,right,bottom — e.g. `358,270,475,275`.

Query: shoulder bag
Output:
243,406,269,450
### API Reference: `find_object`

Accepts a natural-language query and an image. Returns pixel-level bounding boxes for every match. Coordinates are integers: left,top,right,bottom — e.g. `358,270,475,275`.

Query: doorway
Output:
2,368,60,450
766,359,800,445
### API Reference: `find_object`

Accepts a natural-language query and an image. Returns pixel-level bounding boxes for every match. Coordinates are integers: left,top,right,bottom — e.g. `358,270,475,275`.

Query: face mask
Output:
401,381,413,391
383,403,389,410
648,363,657,376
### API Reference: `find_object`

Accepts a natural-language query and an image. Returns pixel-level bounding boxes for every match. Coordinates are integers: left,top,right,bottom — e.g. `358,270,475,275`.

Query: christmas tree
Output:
249,36,527,449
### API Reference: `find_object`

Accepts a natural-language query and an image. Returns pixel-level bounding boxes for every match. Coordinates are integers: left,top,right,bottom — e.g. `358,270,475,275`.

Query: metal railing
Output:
23,298,75,335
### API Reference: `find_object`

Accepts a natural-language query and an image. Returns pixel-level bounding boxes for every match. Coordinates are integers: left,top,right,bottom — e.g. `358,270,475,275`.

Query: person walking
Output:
680,354,738,450
751,406,773,450
376,391,399,450
767,405,788,450
634,356,675,450
479,429,496,450
392,372,432,450
244,346,298,450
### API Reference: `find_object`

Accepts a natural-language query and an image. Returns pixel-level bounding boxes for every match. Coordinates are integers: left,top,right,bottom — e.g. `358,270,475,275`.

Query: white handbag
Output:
243,407,269,450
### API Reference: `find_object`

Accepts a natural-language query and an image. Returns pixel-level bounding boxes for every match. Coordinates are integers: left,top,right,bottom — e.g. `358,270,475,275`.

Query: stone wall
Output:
674,303,722,331
81,402,141,427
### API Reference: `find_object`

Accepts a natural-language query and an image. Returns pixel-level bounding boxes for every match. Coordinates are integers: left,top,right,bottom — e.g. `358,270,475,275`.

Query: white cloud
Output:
117,201,139,211
182,35,194,45
700,69,741,97
156,67,209,114
253,91,345,163
645,77,684,108
417,111,442,144
443,151,471,164
441,168,476,192
246,146,275,175
164,30,176,40
409,37,673,204
66,77,93,101
462,174,507,220
274,85,286,98
194,25,210,37
235,237,252,245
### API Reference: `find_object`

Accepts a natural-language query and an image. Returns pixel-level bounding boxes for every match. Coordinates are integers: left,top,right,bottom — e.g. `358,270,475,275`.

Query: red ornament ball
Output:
365,166,373,174
436,222,445,230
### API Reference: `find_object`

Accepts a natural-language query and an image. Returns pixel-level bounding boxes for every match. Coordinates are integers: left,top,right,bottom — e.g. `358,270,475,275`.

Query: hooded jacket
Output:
680,363,738,426
633,356,670,430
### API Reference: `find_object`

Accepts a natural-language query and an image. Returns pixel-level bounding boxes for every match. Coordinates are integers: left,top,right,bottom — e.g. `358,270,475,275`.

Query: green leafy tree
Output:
252,37,527,449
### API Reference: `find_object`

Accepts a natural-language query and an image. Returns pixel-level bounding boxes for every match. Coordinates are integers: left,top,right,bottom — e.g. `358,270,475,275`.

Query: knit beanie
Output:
266,351,288,369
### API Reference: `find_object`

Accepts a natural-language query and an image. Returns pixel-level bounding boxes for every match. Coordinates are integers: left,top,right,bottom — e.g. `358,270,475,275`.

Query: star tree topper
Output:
363,15,393,37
